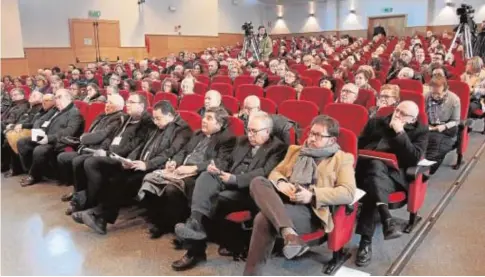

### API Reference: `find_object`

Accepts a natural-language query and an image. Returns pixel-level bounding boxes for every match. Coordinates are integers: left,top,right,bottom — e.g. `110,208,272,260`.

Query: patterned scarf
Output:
427,92,448,125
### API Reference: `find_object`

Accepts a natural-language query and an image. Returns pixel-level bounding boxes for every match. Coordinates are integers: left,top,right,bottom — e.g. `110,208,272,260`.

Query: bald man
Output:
354,101,429,267
17,89,85,187
57,94,126,213
197,90,232,117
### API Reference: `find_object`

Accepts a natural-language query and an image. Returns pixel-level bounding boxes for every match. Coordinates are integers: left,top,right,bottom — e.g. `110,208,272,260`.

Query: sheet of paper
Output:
31,129,46,141
418,159,437,166
351,188,366,205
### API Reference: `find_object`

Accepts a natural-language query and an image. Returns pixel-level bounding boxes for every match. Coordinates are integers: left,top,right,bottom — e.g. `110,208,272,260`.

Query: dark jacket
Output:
106,112,152,157
16,103,43,128
102,73,113,87
79,111,125,149
373,26,386,37
172,127,236,173
34,102,85,149
127,115,193,171
1,99,29,125
473,29,485,62
228,136,287,189
358,115,429,188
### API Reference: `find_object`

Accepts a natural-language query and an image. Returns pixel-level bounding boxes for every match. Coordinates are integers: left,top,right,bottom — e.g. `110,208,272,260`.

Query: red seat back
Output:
193,82,209,96
235,84,264,103
221,95,240,114
211,83,233,97
299,87,333,113
119,90,130,101
299,76,313,87
448,80,470,120
196,75,211,85
324,103,368,136
179,94,204,112
301,70,324,86
355,88,376,109
212,75,232,85
85,102,106,132
259,97,277,114
400,89,427,124
369,79,382,92
390,79,423,94
228,117,245,136
179,111,201,131
74,100,89,131
376,106,396,118
279,100,319,129
266,86,297,106
233,75,254,91
152,80,162,92
153,92,178,108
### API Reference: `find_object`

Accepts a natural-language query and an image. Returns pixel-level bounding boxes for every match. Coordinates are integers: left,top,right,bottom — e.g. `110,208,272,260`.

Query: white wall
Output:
266,1,331,34
431,0,485,25
218,0,263,33
1,0,24,58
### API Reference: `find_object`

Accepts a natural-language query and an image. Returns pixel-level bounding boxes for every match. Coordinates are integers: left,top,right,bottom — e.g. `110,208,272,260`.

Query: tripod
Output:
448,22,474,60
240,34,260,61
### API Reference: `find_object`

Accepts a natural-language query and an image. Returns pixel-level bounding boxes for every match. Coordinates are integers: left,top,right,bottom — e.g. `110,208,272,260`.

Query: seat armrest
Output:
406,165,430,181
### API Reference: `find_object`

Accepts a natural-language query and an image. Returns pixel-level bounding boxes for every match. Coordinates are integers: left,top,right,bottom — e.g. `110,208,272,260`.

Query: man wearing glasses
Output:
338,83,359,104
242,115,356,275
172,111,286,271
355,101,428,267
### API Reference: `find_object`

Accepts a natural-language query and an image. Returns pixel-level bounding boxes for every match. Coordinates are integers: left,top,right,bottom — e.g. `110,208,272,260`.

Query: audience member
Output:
369,84,400,118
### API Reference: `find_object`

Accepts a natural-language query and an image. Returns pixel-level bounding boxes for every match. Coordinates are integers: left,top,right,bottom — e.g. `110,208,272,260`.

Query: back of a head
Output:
108,94,125,111
244,95,261,108
397,100,419,118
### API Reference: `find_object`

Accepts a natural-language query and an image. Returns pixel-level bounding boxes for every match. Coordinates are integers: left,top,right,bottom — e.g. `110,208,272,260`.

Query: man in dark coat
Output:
172,111,287,271
354,101,429,267
1,88,30,172
197,90,232,117
372,23,386,37
57,94,126,214
17,89,85,187
473,20,485,63
72,100,194,235
134,107,236,239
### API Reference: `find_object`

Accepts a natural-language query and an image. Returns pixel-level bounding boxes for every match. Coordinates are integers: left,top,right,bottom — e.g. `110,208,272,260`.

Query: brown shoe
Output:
282,234,310,260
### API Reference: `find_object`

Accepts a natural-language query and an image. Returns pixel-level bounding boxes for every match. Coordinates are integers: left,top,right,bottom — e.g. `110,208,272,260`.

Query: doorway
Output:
368,15,407,39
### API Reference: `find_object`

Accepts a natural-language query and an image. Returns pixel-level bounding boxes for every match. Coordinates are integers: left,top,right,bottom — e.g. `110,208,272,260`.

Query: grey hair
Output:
107,85,119,95
57,89,73,101
249,111,274,134
244,95,261,108
107,94,125,110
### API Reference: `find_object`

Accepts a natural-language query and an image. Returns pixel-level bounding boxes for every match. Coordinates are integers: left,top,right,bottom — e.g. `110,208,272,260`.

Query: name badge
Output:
111,136,122,146
41,121,50,128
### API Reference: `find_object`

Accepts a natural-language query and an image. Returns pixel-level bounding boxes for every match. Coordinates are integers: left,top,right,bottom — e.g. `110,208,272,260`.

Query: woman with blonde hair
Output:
368,84,400,118
461,56,485,91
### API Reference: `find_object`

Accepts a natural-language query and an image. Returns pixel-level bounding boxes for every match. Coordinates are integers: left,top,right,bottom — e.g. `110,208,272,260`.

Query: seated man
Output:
424,75,460,174
136,107,236,238
238,95,294,145
172,111,287,271
57,94,125,214
337,83,359,104
1,88,29,172
17,89,85,187
243,115,356,275
197,90,232,117
67,94,151,212
72,101,193,235
355,101,428,267
3,91,50,178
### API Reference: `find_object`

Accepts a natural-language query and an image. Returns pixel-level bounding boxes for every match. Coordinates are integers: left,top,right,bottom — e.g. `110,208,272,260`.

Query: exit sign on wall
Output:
88,10,101,19
382,7,393,13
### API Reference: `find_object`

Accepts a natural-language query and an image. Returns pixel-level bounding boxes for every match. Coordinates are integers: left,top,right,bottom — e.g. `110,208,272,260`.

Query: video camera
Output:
457,3,475,24
241,21,254,36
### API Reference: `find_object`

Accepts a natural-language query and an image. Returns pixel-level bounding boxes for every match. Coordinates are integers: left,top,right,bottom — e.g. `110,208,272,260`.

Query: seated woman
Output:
355,69,377,96
25,77,36,92
460,56,485,92
180,78,195,97
192,62,204,76
369,84,400,118
114,65,128,80
318,76,337,100
141,78,157,95
243,115,356,275
162,78,178,95
469,78,485,120
268,59,279,75
229,66,242,82
83,83,106,103
425,75,461,174
254,73,269,89
123,79,137,94
278,70,304,98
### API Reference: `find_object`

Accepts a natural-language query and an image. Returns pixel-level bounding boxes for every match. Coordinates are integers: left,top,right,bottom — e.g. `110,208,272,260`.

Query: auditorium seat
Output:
233,76,254,92
299,76,313,87
259,97,277,114
153,92,178,108
301,70,324,86
235,84,264,103
299,87,333,113
369,78,382,92
265,86,297,106
196,75,210,85
74,100,89,130
212,75,232,85
227,117,245,136
179,110,201,131
85,102,106,131
448,80,471,169
324,103,369,137
179,94,204,112
119,90,130,101
400,89,428,124
278,100,319,130
136,91,154,107
221,95,239,115
390,79,423,94
194,82,209,96
211,83,233,97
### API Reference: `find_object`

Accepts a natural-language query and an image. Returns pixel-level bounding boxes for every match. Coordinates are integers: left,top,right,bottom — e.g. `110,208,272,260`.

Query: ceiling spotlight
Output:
349,9,356,14
309,13,315,17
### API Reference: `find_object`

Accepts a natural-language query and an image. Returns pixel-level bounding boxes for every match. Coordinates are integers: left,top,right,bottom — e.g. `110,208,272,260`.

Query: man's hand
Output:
121,161,133,169
277,181,296,198
389,118,405,133
219,171,231,183
131,161,147,171
38,136,48,145
6,124,13,130
435,125,446,132
293,187,313,204
93,149,107,157
165,160,176,172
174,165,197,175
14,124,22,132
207,160,221,175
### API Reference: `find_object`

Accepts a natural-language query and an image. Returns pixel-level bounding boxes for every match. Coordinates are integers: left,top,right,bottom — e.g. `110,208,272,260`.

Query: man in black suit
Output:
137,107,236,239
171,111,287,271
355,101,429,267
373,23,386,37
72,100,194,235
17,89,85,187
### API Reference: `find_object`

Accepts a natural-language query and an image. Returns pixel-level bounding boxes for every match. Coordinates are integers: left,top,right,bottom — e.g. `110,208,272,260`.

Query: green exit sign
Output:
88,10,101,19
382,7,393,13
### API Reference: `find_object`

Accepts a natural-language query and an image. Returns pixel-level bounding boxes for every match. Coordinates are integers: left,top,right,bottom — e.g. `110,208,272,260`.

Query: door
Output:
70,19,121,63
368,15,406,39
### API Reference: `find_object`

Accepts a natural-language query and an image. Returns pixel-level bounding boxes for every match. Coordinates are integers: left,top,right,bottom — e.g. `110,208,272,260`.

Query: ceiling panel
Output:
257,0,328,5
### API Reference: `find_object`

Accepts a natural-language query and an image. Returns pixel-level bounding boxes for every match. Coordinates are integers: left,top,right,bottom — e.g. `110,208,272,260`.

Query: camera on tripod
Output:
457,4,475,24
241,21,254,36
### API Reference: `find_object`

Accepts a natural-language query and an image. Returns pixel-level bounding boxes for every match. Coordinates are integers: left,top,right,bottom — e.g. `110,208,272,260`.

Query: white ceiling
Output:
257,0,328,5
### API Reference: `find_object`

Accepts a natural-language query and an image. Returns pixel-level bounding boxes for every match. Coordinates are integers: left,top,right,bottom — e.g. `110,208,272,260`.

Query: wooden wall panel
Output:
146,35,221,58
219,33,244,47
428,25,455,35
405,26,427,37
339,29,367,38
271,31,338,39
24,48,75,75
1,58,29,76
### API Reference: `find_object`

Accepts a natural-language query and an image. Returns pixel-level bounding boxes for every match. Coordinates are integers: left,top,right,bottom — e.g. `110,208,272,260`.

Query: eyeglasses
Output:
394,108,415,119
379,94,395,99
247,127,268,135
341,89,357,95
308,131,332,141
126,100,141,104
110,77,120,81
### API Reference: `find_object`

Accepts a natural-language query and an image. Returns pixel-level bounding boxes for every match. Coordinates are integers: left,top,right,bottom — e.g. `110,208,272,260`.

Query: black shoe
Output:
355,239,372,267
218,246,233,257
3,170,17,178
174,218,207,240
81,211,107,235
20,176,38,187
148,226,164,239
282,234,310,259
61,193,73,202
172,238,186,250
383,218,403,240
71,211,84,224
171,253,207,271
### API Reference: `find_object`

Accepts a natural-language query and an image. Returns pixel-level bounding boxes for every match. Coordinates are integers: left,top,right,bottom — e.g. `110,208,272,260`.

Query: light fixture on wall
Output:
277,16,283,19
445,0,455,7
309,13,315,17
349,8,356,14
137,0,145,5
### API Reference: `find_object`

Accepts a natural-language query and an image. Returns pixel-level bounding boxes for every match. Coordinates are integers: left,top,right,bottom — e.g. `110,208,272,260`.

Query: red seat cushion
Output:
225,211,251,223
